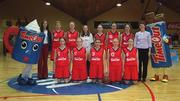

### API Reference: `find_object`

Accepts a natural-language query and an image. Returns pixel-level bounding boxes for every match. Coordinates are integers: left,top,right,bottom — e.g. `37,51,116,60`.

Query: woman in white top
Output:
80,25,94,53
80,25,93,76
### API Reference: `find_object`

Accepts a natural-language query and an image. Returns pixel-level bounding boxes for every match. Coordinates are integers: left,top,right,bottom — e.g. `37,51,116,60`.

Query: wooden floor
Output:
0,54,180,101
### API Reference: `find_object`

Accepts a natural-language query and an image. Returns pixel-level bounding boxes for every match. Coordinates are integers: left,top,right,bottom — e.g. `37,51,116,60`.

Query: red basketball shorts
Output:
90,62,104,79
109,64,122,82
72,62,87,81
123,64,138,81
55,62,70,79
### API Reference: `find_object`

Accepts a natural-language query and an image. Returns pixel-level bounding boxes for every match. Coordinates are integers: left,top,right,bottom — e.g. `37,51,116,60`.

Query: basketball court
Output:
0,0,180,101
0,55,179,101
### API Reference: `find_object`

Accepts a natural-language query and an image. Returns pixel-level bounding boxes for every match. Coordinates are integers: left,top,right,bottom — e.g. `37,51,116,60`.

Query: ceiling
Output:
0,0,180,24
45,0,128,24
43,0,180,24
158,0,180,14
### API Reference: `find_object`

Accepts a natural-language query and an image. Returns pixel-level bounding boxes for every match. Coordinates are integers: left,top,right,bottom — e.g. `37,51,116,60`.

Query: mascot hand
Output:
162,35,169,44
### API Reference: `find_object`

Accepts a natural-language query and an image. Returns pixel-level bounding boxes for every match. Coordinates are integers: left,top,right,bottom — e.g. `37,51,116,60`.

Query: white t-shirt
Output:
81,33,93,53
43,30,48,44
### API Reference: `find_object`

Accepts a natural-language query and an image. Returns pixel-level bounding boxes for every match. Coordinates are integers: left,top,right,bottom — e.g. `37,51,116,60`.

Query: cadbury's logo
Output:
20,31,43,43
151,27,166,63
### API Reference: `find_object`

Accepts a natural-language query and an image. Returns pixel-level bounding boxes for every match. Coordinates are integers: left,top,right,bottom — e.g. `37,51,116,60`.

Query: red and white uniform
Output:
121,32,134,49
107,31,119,49
94,33,106,49
90,47,104,79
55,47,70,79
66,31,79,50
123,48,138,80
109,48,122,82
50,30,64,60
72,47,87,81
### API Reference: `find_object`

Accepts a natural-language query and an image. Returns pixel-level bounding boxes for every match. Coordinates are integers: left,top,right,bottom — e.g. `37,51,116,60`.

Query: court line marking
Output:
105,84,123,90
37,81,58,86
0,79,9,84
52,88,59,95
0,94,58,100
46,82,81,88
33,75,53,79
97,93,102,101
36,78,54,83
142,82,155,101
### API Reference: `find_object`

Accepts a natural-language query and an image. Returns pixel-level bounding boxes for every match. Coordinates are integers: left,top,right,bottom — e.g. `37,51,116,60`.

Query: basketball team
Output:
37,20,152,85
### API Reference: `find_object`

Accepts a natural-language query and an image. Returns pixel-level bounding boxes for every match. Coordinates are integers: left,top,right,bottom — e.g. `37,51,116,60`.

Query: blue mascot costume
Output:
12,19,44,85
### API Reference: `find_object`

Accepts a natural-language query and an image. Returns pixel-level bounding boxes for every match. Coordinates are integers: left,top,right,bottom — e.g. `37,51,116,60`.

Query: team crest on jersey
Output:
109,35,113,38
68,34,71,37
74,52,77,55
57,52,61,56
111,52,115,57
126,53,129,57
54,33,57,37
123,37,126,40
92,52,95,56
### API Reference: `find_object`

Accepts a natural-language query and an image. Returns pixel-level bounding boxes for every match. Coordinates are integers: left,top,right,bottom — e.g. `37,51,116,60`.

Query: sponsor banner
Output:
94,21,139,29
147,21,172,67
167,22,180,30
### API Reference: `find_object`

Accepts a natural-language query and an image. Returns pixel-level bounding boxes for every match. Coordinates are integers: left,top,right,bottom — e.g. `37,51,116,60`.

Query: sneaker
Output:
161,75,168,83
17,74,28,85
150,75,159,81
27,78,37,85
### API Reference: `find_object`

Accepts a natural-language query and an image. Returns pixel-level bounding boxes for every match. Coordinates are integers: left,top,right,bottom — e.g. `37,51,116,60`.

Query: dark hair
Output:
139,20,146,25
93,38,101,45
40,20,50,32
81,25,90,37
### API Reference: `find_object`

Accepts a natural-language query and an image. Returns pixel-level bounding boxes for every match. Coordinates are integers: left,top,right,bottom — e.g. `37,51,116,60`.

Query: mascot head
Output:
12,19,44,64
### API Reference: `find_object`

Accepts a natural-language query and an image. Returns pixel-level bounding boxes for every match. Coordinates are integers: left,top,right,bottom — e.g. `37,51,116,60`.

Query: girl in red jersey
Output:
123,38,138,84
94,24,106,49
66,21,79,50
54,38,70,83
107,38,123,82
71,37,87,82
89,39,106,83
121,24,134,49
106,23,120,49
51,21,65,61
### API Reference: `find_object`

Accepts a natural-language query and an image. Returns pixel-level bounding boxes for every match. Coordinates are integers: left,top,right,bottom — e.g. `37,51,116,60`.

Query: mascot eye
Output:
32,44,39,51
21,41,27,49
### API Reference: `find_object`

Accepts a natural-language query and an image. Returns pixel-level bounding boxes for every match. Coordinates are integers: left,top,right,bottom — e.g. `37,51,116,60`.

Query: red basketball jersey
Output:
52,30,64,42
73,47,86,63
121,32,134,48
123,48,137,65
90,47,104,63
109,47,122,64
94,33,106,48
67,31,79,48
55,47,69,65
107,31,119,48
